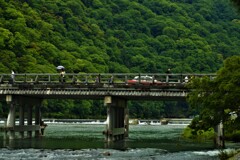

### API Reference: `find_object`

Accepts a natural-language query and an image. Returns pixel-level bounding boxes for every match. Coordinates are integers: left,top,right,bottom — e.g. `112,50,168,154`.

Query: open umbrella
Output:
56,65,65,70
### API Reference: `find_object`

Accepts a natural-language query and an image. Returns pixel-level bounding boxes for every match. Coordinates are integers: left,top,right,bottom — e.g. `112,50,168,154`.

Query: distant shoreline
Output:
0,118,191,125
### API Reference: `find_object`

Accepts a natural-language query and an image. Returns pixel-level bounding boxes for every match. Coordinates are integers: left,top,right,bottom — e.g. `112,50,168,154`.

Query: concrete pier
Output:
103,96,128,142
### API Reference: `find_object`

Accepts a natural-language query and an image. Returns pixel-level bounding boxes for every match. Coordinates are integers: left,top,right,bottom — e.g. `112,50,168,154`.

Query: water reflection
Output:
104,140,128,150
0,124,215,151
0,123,239,159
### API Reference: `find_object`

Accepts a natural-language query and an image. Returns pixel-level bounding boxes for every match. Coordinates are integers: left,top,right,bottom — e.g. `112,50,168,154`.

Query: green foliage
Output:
225,130,240,142
218,149,236,160
71,100,92,119
182,126,215,141
129,101,165,119
231,0,240,11
0,0,240,119
187,56,240,136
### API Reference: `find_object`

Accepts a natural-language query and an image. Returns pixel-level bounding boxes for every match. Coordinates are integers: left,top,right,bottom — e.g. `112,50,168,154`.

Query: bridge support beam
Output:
124,108,129,138
6,95,16,140
27,105,33,138
103,96,128,142
19,105,25,138
35,104,42,137
2,96,44,140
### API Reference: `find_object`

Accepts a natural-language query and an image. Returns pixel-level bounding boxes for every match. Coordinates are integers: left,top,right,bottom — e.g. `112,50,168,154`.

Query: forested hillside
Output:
0,0,239,119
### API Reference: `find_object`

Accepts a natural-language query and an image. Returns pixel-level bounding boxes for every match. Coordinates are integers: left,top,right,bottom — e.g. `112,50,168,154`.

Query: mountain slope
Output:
0,0,240,74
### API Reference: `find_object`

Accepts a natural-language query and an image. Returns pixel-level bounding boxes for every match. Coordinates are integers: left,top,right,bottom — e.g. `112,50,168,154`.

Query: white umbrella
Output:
56,65,64,70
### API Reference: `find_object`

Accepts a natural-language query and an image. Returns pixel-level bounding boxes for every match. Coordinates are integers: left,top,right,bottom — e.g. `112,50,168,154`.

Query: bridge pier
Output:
3,96,44,140
124,108,129,138
27,105,33,138
103,96,128,142
19,105,24,138
6,95,16,139
35,104,41,137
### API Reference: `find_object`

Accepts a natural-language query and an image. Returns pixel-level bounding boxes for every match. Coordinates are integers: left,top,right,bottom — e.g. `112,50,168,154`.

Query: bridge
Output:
0,73,215,142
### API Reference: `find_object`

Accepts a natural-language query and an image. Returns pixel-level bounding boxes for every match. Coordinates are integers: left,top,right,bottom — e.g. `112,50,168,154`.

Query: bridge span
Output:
0,73,215,142
0,73,215,100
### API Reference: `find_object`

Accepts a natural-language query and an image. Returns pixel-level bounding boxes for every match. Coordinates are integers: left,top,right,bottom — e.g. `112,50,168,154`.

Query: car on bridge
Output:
127,75,162,85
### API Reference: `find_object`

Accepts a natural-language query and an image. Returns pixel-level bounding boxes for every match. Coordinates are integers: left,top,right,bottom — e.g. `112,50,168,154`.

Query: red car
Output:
127,75,161,85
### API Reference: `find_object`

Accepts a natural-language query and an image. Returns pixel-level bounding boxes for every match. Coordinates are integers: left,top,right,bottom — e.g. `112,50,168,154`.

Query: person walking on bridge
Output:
59,68,65,83
108,75,114,85
10,70,15,84
165,68,171,83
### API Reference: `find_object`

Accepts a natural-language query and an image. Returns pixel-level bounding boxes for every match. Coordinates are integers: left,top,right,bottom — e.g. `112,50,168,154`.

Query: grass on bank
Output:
182,126,215,142
182,127,240,160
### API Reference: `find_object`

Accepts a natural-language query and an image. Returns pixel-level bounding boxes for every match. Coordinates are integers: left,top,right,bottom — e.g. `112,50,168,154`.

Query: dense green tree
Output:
71,100,92,119
187,56,240,135
0,50,18,71
42,99,74,118
0,0,240,119
162,26,178,39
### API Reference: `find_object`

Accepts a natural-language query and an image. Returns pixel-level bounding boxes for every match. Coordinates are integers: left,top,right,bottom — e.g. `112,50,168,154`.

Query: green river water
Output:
0,123,239,159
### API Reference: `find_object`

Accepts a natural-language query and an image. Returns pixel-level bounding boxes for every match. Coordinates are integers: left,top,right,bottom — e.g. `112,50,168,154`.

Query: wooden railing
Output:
0,73,216,86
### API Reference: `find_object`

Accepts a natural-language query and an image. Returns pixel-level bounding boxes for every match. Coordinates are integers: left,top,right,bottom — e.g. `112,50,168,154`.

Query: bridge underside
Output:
0,84,187,101
0,90,187,101
1,94,130,142
0,83,188,142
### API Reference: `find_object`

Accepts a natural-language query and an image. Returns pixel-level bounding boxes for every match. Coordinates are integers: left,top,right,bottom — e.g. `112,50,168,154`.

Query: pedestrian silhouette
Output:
59,69,65,83
165,68,171,82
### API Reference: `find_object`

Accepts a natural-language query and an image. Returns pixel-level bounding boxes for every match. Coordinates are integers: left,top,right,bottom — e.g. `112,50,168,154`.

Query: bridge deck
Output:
0,73,215,100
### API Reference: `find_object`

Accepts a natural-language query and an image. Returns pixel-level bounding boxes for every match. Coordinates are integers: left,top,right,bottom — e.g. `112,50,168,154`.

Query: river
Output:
0,122,239,159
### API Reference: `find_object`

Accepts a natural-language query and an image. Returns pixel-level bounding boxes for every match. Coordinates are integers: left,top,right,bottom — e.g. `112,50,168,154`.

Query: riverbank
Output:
228,150,240,160
0,118,192,125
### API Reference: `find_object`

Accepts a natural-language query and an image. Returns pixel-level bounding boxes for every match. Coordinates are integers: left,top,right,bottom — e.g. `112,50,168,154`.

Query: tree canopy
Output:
0,0,240,74
187,56,240,134
0,0,240,119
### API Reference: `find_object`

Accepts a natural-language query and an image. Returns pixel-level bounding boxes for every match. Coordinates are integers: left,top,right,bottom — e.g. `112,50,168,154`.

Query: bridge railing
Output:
0,73,216,86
